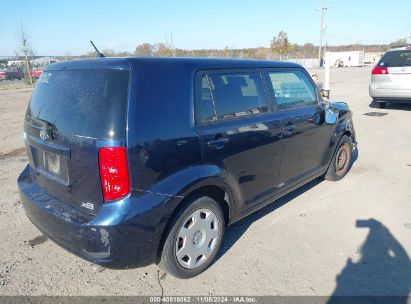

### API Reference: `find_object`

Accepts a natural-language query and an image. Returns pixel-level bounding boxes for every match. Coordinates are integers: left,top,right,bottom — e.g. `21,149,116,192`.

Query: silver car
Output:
369,46,411,108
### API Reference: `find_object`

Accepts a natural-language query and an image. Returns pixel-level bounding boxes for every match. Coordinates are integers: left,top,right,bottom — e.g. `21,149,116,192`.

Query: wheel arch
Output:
151,167,238,263
335,118,355,143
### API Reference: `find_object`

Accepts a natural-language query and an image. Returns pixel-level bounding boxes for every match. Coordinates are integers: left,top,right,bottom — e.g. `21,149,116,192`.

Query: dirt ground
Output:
0,67,410,297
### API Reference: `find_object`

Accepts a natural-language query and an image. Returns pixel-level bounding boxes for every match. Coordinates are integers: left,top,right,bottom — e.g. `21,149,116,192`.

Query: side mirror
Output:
325,107,338,125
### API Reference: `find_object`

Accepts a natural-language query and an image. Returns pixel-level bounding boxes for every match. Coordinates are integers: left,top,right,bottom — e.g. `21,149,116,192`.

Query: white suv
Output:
369,46,411,108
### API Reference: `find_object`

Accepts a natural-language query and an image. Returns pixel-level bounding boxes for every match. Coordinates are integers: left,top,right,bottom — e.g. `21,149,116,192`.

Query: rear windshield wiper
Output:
30,116,59,138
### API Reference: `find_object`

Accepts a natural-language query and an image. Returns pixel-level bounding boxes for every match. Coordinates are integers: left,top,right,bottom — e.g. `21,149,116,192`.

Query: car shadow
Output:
216,144,360,263
215,177,324,261
328,219,411,303
369,100,411,111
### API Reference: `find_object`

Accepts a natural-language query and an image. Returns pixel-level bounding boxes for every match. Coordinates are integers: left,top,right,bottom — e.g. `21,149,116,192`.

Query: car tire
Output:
324,135,354,181
159,196,225,279
372,100,386,109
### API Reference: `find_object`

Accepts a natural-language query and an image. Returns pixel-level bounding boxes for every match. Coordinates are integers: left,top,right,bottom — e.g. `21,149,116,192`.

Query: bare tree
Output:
154,43,173,57
15,22,35,86
135,43,153,56
65,51,71,61
224,46,230,58
389,39,408,48
270,31,294,60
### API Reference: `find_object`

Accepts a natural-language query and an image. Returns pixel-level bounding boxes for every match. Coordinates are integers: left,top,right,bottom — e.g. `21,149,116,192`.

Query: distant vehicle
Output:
3,68,22,80
327,51,365,67
18,58,356,278
334,59,344,67
0,70,6,81
310,73,323,90
31,69,43,79
369,46,411,108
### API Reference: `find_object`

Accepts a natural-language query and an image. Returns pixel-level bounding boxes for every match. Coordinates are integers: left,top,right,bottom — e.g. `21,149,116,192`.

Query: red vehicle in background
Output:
0,70,6,81
31,69,43,79
0,68,22,80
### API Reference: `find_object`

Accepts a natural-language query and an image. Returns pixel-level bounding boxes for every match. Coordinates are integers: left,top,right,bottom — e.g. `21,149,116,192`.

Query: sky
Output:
1,0,410,56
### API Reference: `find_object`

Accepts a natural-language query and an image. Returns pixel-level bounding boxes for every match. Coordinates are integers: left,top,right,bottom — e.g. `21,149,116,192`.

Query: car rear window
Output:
26,69,129,139
378,50,411,67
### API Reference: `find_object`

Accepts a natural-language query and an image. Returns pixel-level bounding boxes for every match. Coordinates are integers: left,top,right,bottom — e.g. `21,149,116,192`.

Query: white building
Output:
7,60,24,66
32,57,59,67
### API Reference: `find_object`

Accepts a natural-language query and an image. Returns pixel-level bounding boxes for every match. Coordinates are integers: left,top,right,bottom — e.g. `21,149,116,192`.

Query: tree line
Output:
80,32,405,60
11,26,409,86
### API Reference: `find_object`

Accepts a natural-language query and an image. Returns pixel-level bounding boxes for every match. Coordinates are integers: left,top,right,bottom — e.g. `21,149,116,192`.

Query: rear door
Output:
24,67,130,215
264,68,331,188
375,50,411,89
196,70,283,210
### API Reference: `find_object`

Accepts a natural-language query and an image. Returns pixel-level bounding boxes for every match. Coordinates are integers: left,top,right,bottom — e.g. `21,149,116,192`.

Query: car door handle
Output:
207,137,229,149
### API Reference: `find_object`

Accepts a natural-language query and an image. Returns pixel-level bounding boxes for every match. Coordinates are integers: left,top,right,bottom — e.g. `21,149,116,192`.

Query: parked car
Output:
335,58,344,67
18,58,356,279
31,69,43,79
369,46,411,108
3,67,22,80
0,70,6,81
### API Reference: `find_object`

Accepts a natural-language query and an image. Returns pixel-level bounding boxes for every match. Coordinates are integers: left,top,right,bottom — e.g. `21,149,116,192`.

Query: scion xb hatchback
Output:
369,46,411,108
18,57,356,278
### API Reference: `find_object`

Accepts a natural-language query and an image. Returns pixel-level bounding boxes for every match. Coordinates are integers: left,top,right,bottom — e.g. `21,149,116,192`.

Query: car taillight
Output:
99,147,130,201
372,66,389,75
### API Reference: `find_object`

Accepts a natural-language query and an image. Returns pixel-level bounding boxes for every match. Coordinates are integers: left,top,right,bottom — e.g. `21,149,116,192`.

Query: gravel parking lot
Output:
0,67,410,297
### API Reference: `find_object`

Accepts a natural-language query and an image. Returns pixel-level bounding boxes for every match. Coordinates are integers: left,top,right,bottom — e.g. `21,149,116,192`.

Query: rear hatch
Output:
24,60,130,215
373,50,411,89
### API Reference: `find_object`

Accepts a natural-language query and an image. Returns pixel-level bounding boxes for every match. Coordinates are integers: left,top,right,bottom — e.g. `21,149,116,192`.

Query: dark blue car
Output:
18,57,356,278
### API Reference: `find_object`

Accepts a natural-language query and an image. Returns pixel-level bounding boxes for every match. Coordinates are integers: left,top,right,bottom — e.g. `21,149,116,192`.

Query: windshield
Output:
26,69,129,139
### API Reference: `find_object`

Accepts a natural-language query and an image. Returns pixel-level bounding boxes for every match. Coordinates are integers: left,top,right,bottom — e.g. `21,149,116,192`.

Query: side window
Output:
268,70,317,110
207,72,267,120
199,76,217,122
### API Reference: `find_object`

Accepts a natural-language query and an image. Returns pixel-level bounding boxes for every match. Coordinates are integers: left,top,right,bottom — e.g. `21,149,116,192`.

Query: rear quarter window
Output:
27,69,129,139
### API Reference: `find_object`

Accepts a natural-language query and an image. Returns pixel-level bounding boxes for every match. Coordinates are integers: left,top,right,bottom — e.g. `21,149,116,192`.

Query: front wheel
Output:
159,196,225,279
324,135,354,181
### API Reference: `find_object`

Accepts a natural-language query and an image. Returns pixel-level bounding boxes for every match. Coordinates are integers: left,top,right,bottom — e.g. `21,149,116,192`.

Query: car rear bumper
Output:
369,84,411,100
17,165,170,269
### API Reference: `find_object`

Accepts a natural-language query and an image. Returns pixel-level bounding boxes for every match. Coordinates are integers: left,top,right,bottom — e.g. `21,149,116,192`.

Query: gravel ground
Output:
0,67,410,297
0,80,31,91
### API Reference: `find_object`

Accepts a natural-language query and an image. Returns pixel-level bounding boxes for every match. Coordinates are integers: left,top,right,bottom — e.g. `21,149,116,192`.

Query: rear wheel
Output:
324,135,353,181
159,196,225,279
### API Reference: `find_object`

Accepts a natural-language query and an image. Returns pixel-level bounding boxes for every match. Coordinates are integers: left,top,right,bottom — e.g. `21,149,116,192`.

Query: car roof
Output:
128,57,301,69
386,46,411,52
44,57,302,72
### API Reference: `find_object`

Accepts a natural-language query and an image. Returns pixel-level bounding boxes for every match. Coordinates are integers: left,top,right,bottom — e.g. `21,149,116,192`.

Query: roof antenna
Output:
90,40,105,58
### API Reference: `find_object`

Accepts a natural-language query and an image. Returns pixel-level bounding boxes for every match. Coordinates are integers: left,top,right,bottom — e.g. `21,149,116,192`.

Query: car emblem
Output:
81,202,95,210
39,128,50,141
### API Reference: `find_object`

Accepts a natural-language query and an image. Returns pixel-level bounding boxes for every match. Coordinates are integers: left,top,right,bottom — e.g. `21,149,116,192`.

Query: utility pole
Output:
318,0,329,66
170,32,175,57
